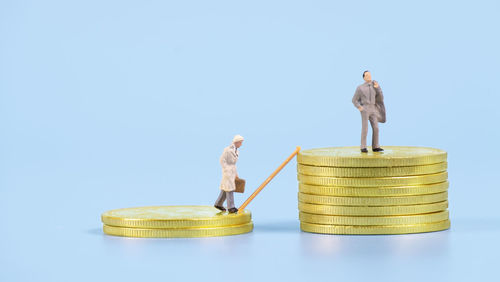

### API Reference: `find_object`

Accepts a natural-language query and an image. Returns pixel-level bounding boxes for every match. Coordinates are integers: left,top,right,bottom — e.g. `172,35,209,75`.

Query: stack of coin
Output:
101,206,253,238
296,146,450,235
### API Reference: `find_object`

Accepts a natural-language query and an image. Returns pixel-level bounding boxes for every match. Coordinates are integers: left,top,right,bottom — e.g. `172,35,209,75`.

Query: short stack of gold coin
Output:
101,206,253,238
297,146,450,235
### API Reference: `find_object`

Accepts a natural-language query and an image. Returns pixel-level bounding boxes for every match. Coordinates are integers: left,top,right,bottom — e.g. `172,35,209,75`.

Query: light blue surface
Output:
1,1,499,281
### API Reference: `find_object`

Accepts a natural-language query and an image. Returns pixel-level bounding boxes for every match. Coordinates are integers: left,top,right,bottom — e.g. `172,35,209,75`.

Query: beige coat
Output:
219,143,238,192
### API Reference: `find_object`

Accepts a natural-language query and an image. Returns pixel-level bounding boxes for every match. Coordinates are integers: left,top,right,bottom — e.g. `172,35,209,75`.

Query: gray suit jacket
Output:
352,81,386,123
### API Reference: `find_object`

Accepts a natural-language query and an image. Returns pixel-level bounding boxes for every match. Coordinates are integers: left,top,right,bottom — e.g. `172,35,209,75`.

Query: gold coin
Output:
298,172,448,187
300,220,450,235
299,181,449,196
297,146,447,167
103,222,254,238
297,162,447,177
298,201,448,216
101,206,251,229
299,210,449,226
298,191,448,206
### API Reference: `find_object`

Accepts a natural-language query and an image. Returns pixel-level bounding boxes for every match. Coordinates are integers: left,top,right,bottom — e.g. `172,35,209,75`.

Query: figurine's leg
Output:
214,190,226,207
360,110,368,149
369,113,380,148
226,192,235,210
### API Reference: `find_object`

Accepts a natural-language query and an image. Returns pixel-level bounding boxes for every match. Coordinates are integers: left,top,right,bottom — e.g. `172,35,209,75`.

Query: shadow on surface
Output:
451,217,500,233
253,220,299,233
300,228,451,258
87,228,104,236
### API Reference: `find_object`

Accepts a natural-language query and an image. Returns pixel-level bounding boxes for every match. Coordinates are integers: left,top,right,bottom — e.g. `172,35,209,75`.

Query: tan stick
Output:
238,146,301,211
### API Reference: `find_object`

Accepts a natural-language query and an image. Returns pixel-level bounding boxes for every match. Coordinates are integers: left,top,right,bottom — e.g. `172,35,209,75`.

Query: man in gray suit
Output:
352,71,386,153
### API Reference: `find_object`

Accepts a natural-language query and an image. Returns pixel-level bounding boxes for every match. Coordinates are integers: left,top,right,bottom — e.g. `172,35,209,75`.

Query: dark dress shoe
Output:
214,205,226,212
228,208,238,214
373,147,384,152
360,148,368,153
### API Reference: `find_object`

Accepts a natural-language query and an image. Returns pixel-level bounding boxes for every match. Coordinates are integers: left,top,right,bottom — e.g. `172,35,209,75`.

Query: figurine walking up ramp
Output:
239,146,301,211
101,146,300,238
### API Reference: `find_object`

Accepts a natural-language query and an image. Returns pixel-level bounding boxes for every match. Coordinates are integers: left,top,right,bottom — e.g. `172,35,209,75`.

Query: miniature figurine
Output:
214,135,244,213
352,70,386,153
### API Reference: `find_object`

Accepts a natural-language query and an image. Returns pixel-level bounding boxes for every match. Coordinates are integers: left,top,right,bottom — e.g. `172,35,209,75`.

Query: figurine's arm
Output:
230,152,238,177
221,148,236,171
352,87,363,110
374,83,384,101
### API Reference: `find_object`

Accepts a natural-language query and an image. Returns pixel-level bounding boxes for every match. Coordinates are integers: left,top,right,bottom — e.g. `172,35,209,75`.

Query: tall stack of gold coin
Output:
101,206,253,238
296,146,450,235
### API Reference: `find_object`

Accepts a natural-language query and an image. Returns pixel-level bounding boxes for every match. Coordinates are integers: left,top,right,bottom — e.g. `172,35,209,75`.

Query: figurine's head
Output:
234,140,243,148
363,70,372,82
233,135,244,148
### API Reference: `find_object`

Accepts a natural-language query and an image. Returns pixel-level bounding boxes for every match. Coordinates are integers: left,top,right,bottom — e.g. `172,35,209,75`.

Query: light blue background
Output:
1,0,499,281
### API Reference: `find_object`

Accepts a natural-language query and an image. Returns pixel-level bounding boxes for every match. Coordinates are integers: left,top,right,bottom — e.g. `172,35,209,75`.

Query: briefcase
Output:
234,177,245,193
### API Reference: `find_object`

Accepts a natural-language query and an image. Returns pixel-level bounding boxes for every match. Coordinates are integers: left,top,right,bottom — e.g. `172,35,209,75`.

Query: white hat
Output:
232,135,244,143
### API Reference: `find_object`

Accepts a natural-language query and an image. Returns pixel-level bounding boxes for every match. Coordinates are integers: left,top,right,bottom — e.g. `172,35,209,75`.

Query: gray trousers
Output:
214,190,235,209
360,105,380,149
